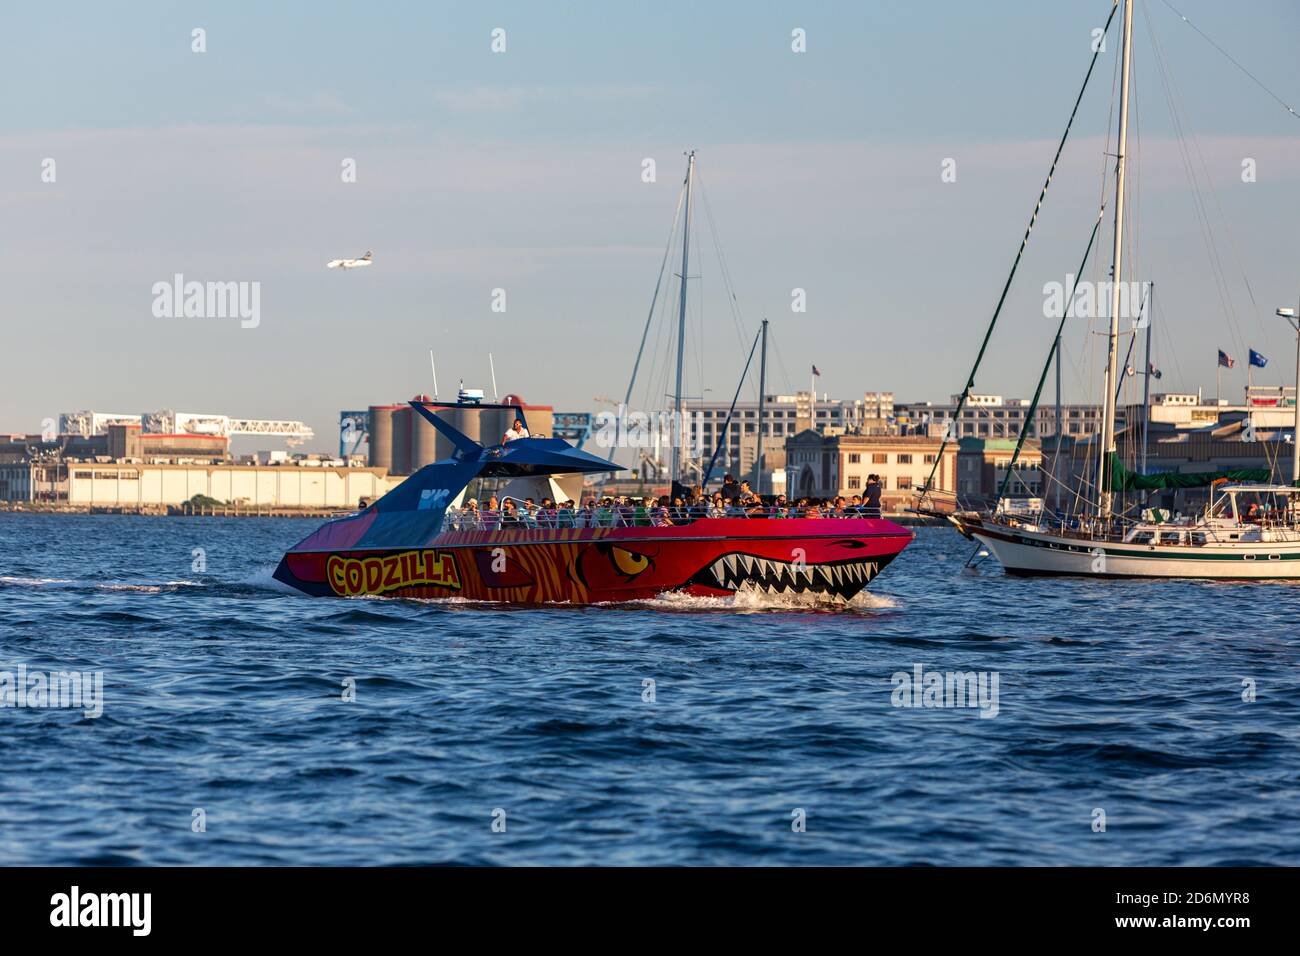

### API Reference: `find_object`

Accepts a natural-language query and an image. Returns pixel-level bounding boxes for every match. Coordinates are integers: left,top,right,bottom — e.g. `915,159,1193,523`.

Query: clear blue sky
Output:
3,0,1299,450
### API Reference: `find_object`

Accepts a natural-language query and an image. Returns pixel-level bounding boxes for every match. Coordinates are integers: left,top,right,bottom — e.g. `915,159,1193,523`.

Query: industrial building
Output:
361,395,554,476
894,394,1117,440
0,405,378,512
784,430,957,512
0,459,393,510
59,409,314,443
1,426,228,465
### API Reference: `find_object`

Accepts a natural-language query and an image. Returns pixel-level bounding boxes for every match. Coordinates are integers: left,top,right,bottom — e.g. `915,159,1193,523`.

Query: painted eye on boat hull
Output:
610,547,651,577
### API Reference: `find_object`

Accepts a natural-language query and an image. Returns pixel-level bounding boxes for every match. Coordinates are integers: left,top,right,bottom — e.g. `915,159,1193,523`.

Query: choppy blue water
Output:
1,513,1297,865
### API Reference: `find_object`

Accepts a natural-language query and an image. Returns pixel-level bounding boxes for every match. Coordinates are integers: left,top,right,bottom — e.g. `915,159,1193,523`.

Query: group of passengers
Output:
445,473,884,530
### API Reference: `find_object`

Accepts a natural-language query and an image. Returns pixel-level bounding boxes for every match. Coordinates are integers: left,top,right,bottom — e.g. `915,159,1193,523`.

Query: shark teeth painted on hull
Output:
700,554,880,600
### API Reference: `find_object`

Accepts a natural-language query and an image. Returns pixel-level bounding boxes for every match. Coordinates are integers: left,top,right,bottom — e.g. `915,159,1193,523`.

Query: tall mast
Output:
1141,284,1153,476
754,318,769,494
1293,293,1300,484
1054,329,1063,513
1096,0,1135,520
670,151,695,486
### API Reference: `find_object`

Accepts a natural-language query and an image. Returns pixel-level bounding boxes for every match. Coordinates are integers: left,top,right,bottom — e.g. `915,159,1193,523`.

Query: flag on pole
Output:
1218,350,1235,369
1148,361,1162,379
811,364,821,377
1249,349,1268,368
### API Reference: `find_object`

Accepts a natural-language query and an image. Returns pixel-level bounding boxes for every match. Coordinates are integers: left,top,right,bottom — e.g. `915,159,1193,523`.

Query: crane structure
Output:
59,409,314,442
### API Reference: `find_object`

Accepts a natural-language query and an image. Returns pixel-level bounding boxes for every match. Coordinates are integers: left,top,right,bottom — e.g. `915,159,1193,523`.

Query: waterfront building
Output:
956,438,1045,500
784,430,956,512
894,394,1114,440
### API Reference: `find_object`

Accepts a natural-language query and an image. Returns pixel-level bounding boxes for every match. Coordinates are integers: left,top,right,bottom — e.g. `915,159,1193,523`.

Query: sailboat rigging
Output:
932,0,1300,579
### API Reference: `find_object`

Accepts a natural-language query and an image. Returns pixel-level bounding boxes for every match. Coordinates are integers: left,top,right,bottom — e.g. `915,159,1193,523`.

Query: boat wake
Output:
239,565,304,595
0,575,203,593
631,586,900,614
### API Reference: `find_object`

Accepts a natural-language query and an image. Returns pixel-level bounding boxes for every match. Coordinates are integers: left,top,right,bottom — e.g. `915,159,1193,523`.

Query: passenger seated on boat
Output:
556,500,575,528
503,418,530,443
524,499,539,527
629,499,647,526
611,498,630,526
653,496,674,527
462,499,481,530
481,495,501,531
499,499,520,526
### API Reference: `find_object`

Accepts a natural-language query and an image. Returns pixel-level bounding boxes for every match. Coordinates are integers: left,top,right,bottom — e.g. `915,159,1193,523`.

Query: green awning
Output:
1105,451,1271,491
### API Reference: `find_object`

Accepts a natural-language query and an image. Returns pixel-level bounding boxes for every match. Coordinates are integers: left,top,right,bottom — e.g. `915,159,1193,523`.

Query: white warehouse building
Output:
62,463,398,508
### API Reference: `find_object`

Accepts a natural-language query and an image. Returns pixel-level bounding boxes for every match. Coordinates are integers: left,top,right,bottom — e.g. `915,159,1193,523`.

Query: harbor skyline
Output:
4,1,1300,443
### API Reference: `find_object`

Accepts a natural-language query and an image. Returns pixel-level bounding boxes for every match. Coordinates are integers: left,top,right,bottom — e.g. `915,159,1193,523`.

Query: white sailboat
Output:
946,0,1300,579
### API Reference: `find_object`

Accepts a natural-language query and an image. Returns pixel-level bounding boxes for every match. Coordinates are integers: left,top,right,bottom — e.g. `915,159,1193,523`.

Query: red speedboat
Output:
273,401,913,604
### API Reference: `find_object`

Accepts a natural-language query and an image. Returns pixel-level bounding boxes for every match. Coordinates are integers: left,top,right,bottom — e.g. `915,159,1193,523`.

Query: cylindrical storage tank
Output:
391,407,413,475
410,410,439,470
405,395,437,471
367,405,397,473
450,405,482,454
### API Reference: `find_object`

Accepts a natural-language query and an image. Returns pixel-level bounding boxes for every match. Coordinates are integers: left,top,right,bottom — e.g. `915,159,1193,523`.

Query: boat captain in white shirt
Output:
502,418,530,443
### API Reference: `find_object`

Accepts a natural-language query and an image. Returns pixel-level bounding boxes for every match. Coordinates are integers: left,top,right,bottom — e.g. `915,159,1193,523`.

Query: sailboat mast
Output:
1141,285,1153,476
670,151,696,486
754,318,769,494
1096,0,1135,520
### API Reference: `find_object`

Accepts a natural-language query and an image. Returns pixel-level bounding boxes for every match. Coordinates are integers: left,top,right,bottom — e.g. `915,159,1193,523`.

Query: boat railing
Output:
441,504,889,531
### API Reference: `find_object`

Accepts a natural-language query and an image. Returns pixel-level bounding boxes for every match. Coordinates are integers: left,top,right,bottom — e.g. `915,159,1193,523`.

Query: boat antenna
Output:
429,350,439,400
669,150,696,487
489,352,499,402
1097,0,1135,521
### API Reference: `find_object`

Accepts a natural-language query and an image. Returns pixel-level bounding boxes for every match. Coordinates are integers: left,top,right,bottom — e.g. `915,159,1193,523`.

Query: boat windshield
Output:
1214,488,1293,525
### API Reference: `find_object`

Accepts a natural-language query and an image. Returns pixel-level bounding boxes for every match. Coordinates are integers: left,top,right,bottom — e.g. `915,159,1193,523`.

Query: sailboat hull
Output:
966,519,1300,580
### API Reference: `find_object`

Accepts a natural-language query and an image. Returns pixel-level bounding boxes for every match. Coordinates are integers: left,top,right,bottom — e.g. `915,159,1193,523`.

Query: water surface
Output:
1,514,1296,865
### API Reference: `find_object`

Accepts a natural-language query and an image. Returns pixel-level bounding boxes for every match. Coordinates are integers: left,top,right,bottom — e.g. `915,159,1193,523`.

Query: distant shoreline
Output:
2,503,345,519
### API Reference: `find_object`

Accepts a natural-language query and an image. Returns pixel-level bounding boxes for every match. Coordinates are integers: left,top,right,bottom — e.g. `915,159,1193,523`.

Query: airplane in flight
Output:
326,251,373,270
